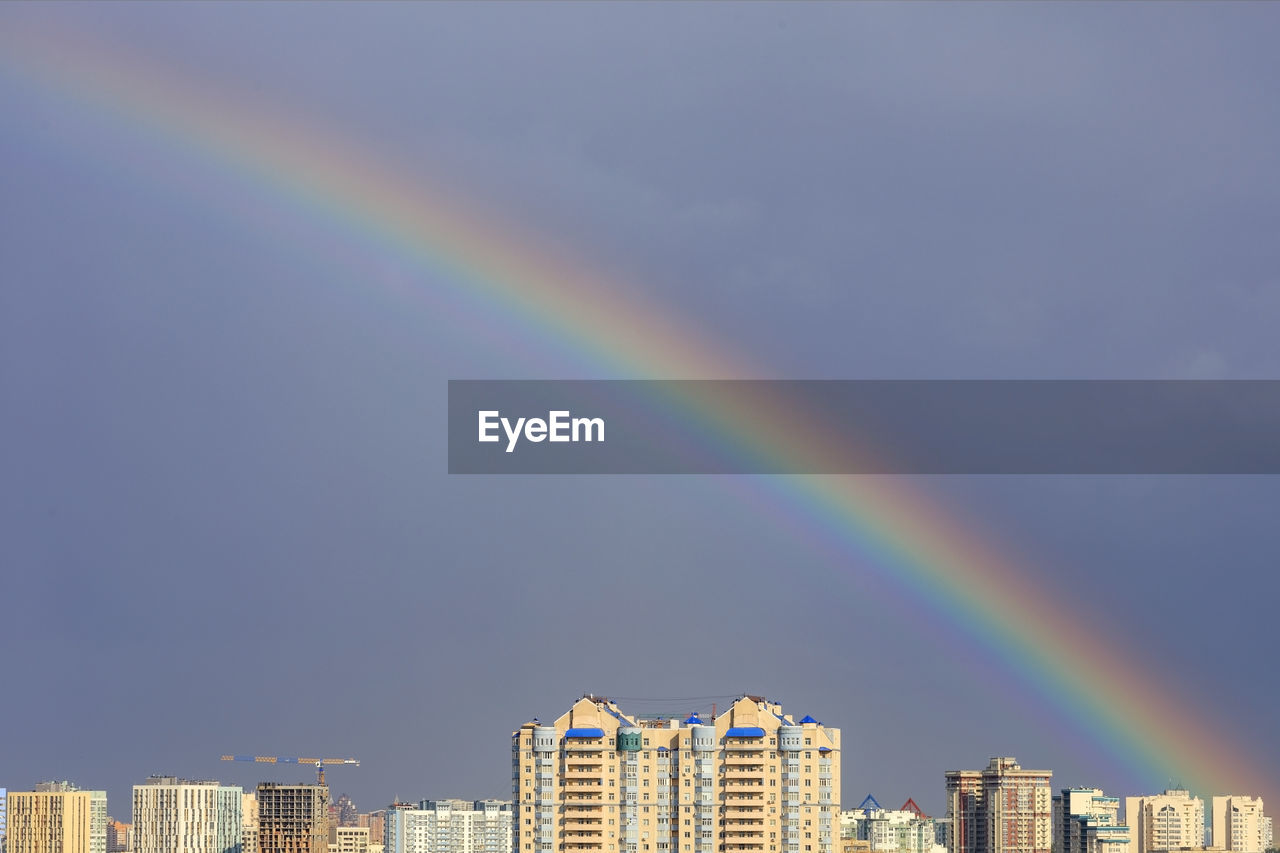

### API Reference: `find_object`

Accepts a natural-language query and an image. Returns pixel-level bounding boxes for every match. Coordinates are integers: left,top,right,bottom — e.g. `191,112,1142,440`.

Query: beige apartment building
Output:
1210,797,1271,853
1124,791,1204,853
5,788,107,853
257,784,329,853
946,758,1053,853
132,777,242,853
512,695,841,853
244,794,260,853
331,827,370,853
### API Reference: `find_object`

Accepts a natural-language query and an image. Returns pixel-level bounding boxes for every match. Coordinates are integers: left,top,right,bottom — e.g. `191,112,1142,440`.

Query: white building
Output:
385,800,513,853
842,804,946,853
1211,797,1271,853
1124,791,1204,853
131,777,242,853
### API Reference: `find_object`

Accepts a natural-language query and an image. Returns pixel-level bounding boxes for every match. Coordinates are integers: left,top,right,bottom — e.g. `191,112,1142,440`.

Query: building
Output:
241,788,257,853
384,800,512,853
333,800,359,831
1124,792,1204,853
330,828,370,853
841,800,944,853
132,777,242,853
105,820,130,853
1052,789,1128,853
5,786,108,853
511,694,841,853
3,787,8,853
257,784,329,853
364,814,385,847
945,758,1052,853
1210,798,1271,853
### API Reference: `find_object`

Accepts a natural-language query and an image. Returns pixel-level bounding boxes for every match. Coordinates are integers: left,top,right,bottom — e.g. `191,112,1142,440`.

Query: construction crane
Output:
220,755,360,786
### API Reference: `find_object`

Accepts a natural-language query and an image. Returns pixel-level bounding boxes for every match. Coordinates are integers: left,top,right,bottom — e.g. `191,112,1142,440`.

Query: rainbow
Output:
2,25,1271,804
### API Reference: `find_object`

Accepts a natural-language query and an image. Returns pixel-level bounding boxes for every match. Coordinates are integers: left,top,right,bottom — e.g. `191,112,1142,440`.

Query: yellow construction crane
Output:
220,754,360,786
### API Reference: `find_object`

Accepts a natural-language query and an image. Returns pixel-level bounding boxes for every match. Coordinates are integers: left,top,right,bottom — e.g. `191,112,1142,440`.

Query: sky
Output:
2,1,1279,822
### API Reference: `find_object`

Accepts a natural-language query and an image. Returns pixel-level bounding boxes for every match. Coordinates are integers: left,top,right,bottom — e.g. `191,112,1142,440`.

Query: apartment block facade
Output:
1051,789,1128,853
511,695,841,853
1124,791,1204,853
1210,797,1271,853
840,806,945,853
384,800,513,853
5,788,107,853
257,784,330,853
132,777,242,853
331,827,371,853
105,820,131,853
945,758,1052,853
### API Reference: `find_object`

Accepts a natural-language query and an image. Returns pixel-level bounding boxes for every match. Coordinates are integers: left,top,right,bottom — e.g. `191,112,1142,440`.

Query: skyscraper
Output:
945,758,1052,853
131,777,242,853
257,784,329,853
5,786,107,853
512,694,841,853
1124,791,1204,853
1210,797,1271,853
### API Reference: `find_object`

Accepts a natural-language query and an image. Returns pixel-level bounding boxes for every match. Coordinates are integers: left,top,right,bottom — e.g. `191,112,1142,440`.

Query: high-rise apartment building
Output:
257,784,329,853
1124,791,1204,853
945,758,1052,853
1051,789,1127,853
384,800,512,853
132,777,242,853
512,695,841,853
5,786,107,853
243,793,259,853
2,787,8,853
105,820,130,853
1210,798,1271,853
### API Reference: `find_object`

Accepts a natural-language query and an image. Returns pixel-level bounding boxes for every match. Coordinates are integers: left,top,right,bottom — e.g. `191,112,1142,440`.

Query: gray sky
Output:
2,1,1279,819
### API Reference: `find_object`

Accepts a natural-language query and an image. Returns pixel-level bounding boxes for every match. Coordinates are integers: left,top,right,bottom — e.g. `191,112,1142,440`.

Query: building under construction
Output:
257,784,330,853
